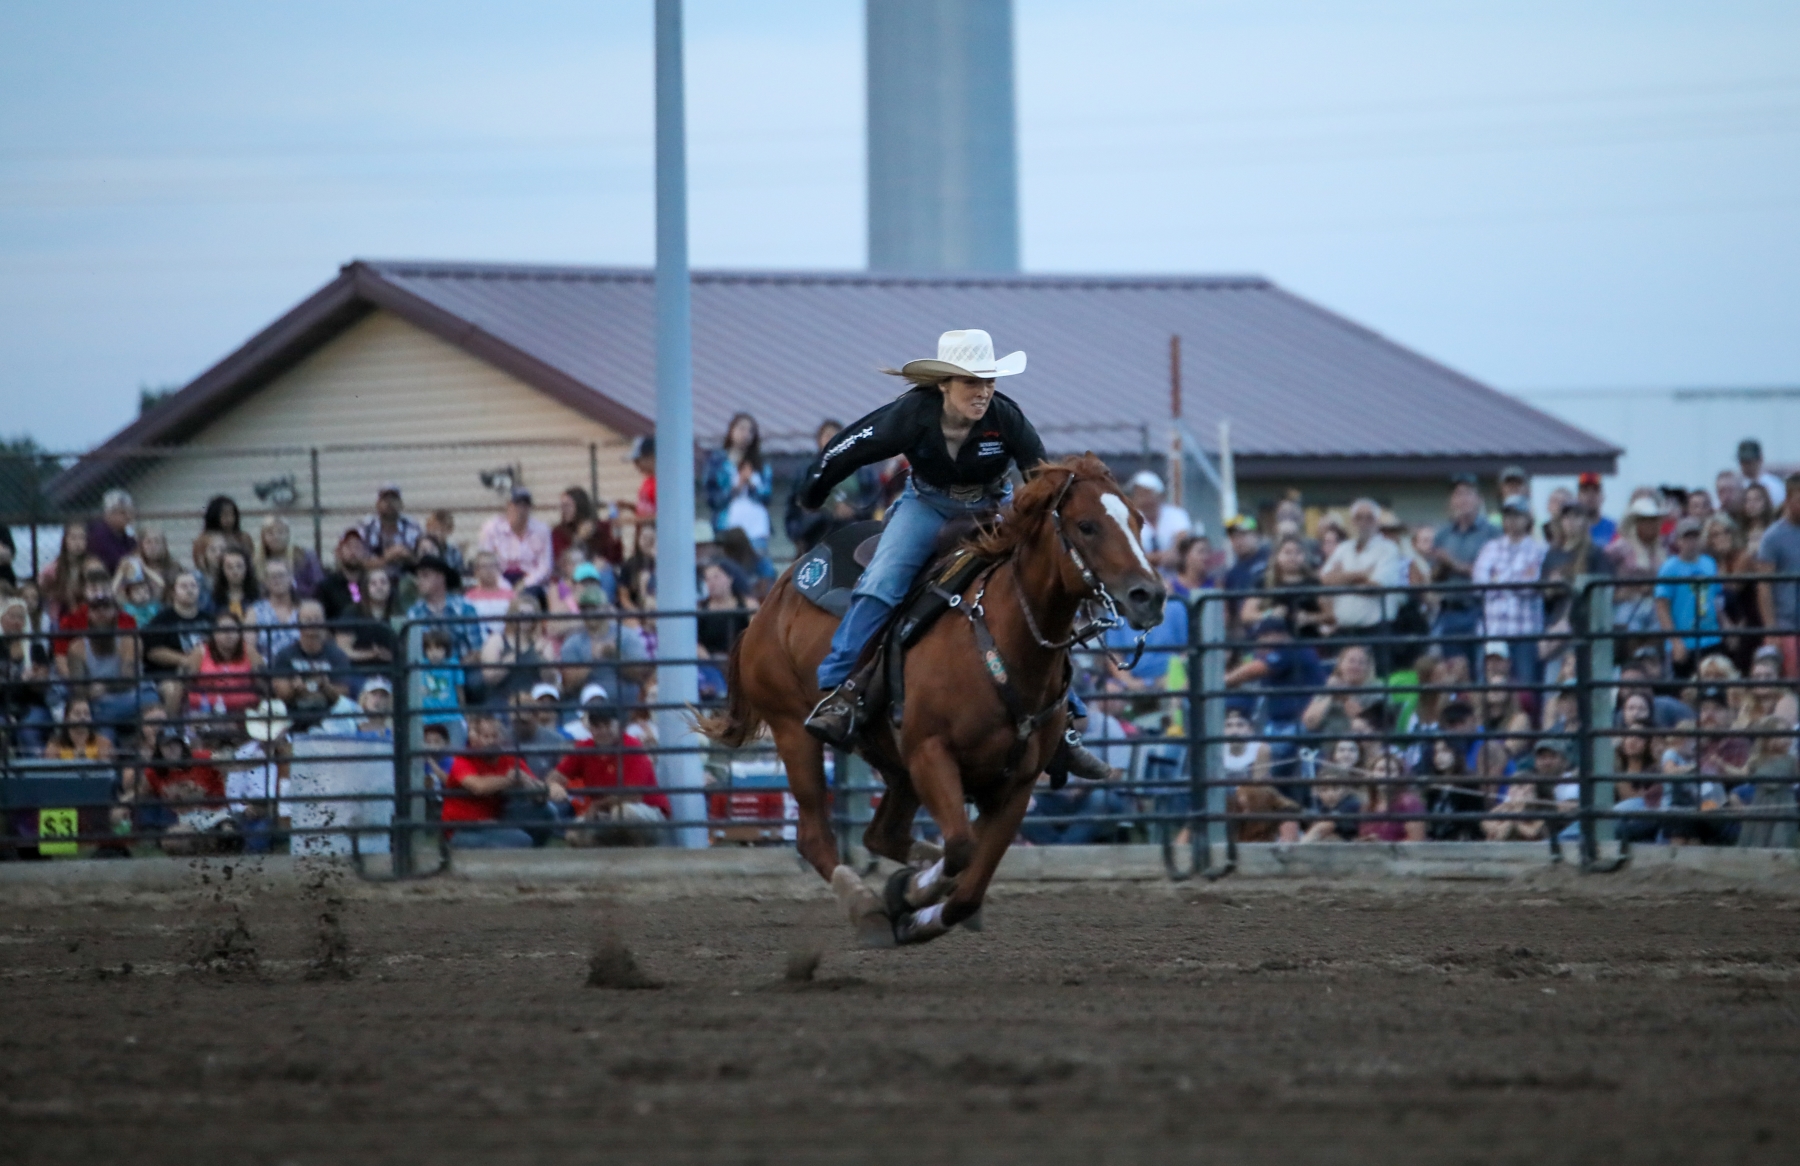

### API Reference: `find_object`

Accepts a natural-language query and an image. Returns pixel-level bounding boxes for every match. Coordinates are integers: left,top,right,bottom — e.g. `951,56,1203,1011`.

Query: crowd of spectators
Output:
5,423,1799,856
1039,440,1800,850
0,454,693,855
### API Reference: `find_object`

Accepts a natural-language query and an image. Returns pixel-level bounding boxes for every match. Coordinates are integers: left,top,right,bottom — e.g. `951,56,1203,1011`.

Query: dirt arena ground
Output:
3,863,1798,1165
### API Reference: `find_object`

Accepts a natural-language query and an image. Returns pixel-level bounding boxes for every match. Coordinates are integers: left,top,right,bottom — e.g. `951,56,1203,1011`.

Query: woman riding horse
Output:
798,328,1114,781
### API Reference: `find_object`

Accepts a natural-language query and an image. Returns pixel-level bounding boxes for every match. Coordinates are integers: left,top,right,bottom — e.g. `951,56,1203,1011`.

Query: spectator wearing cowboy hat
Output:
479,486,554,589
406,554,482,662
1737,439,1786,508
1126,470,1193,570
358,482,422,568
1577,473,1616,545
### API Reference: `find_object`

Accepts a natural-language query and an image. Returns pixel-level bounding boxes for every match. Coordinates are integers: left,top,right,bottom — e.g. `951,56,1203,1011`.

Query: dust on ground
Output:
1,867,1797,1165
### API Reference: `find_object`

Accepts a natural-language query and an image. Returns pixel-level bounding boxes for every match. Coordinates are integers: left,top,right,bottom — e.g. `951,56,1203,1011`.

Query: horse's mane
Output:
968,453,1120,559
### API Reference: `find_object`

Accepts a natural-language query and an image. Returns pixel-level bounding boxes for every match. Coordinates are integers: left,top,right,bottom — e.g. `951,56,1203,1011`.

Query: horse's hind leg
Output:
769,717,839,878
862,767,921,865
771,718,890,947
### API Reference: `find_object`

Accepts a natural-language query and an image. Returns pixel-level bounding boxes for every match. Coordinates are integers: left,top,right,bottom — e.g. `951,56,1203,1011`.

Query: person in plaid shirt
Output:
1472,496,1547,682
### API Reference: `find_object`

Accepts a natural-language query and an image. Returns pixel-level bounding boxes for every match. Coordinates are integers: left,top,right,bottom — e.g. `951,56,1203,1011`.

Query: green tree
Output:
0,434,63,526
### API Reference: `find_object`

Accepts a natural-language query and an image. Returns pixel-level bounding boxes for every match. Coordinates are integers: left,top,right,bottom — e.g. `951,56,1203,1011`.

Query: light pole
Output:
653,0,705,847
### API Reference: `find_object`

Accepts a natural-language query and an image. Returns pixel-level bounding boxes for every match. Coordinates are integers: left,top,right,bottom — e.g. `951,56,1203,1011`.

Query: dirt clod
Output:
191,912,261,978
784,949,822,983
587,939,659,990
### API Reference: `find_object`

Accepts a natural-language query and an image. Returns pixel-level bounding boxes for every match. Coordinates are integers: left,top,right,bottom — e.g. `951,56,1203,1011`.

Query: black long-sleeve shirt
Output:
798,388,1048,509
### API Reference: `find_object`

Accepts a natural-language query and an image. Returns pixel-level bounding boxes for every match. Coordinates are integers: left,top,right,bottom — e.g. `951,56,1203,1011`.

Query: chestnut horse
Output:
699,455,1166,945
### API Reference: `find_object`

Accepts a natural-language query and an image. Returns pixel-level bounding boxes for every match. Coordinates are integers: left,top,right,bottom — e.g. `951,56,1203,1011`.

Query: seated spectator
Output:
480,486,553,589
1741,645,1796,725
1220,706,1271,784
248,556,302,662
358,483,421,568
317,529,369,621
696,560,756,700
617,522,657,611
551,691,668,845
553,486,624,566
1166,531,1219,602
511,684,570,780
84,489,138,574
187,611,263,724
406,554,481,662
416,628,465,728
420,721,454,791
41,522,97,625
1755,473,1800,677
135,527,180,604
1301,740,1364,841
1483,739,1565,842
211,546,260,622
271,600,353,731
463,550,516,639
55,570,150,735
1420,735,1483,841
1655,517,1722,679
479,593,558,708
2,594,54,754
128,727,226,845
1358,752,1427,842
1240,533,1330,639
1022,766,1134,846
255,516,324,599
353,675,394,737
1099,571,1190,694
559,589,652,711
1737,716,1798,849
1704,515,1760,673
1223,618,1324,792
718,528,776,601
338,566,399,677
193,495,255,570
42,696,112,763
421,509,466,575
626,435,657,520
1300,644,1378,744
1695,686,1750,779
442,712,540,849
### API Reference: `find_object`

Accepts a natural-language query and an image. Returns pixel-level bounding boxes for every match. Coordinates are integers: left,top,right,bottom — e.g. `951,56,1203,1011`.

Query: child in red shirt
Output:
551,695,667,846
442,713,538,848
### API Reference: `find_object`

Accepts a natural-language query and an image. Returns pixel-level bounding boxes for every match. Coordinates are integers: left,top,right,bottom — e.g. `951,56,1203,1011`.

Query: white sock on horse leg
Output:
912,858,944,895
912,902,945,931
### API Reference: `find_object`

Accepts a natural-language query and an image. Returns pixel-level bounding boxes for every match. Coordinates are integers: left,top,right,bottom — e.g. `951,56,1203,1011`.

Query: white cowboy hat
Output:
899,329,1026,381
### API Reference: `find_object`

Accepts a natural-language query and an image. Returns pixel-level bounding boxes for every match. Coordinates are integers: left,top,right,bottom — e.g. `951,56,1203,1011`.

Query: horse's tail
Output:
693,634,762,748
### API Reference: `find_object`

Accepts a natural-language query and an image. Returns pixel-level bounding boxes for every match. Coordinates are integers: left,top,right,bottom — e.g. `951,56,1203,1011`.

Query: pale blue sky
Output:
2,0,1796,448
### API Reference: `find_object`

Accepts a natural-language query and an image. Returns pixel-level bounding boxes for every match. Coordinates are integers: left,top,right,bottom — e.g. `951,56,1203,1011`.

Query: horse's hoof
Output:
831,864,884,927
883,866,914,919
893,902,951,946
907,839,944,866
854,910,897,950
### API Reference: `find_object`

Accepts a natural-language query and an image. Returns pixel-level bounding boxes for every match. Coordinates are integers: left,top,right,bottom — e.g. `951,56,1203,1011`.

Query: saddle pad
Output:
792,520,884,617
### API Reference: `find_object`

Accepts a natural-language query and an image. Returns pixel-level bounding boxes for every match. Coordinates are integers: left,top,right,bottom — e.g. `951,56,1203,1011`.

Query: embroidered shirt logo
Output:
822,426,874,463
795,558,827,590
976,440,1006,458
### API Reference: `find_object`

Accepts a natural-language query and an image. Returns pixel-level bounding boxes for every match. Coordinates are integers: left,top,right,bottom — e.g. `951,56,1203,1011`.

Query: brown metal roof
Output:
72,259,1617,495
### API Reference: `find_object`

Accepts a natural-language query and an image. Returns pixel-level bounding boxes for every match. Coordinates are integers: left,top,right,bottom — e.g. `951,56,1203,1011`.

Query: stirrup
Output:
805,680,861,747
1063,727,1122,782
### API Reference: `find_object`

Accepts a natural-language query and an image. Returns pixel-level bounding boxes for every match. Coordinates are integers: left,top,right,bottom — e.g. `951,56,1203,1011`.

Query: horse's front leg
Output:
893,774,1034,945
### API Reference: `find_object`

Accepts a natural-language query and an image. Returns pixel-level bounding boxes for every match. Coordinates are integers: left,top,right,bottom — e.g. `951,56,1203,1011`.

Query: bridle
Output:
965,469,1149,669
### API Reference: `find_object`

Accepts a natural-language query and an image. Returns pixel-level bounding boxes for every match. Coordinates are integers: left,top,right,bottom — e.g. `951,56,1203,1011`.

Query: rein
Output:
958,470,1148,779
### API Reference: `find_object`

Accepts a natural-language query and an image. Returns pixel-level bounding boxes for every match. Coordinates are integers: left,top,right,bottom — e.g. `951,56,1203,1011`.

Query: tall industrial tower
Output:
865,0,1020,272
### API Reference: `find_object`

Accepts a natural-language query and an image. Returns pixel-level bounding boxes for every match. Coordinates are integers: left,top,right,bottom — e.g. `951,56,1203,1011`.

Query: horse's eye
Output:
1077,520,1100,537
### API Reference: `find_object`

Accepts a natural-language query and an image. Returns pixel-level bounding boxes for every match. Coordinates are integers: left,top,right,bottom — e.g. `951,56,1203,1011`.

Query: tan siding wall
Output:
128,311,640,566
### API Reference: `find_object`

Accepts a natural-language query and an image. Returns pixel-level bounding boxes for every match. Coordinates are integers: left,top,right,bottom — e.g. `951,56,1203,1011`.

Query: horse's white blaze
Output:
1100,492,1154,573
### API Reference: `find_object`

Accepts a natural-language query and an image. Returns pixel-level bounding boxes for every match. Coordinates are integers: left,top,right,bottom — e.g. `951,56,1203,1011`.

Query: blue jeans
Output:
450,826,537,849
818,477,1010,688
1022,785,1134,845
1432,604,1483,676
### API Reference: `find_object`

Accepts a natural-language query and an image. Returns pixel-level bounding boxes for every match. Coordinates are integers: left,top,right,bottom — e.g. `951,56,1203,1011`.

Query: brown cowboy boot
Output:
1062,726,1124,782
804,677,864,747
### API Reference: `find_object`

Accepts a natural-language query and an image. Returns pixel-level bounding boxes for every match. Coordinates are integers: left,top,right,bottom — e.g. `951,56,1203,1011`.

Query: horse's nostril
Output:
1127,586,1153,608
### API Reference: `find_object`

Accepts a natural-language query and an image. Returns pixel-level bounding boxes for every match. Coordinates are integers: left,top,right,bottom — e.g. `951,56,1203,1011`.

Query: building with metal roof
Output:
60,259,1616,542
